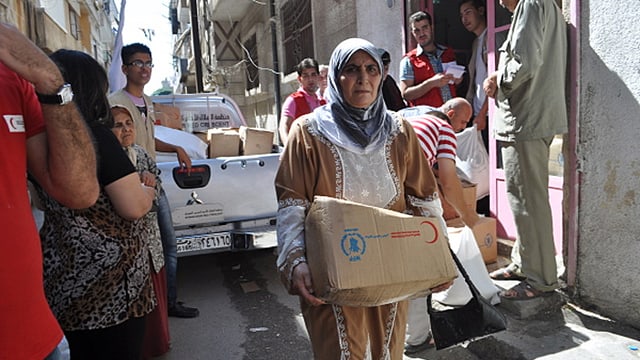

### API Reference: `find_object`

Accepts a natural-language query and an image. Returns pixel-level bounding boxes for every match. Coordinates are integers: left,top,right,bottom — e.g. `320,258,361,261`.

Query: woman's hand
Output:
430,281,453,293
291,262,325,306
140,170,156,187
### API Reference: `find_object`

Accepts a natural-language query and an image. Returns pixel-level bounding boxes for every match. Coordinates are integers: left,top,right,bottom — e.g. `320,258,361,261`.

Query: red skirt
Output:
141,266,171,359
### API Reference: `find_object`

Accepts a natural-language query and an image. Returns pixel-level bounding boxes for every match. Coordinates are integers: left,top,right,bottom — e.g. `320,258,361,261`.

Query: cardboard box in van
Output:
239,126,274,155
207,128,240,158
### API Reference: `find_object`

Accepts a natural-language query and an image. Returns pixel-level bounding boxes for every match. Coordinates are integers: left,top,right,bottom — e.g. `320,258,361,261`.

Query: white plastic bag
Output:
154,125,208,160
431,225,500,306
455,124,490,199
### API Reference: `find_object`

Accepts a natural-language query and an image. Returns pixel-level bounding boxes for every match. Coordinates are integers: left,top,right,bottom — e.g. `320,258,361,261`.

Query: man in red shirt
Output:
399,11,463,107
0,22,98,359
278,58,326,144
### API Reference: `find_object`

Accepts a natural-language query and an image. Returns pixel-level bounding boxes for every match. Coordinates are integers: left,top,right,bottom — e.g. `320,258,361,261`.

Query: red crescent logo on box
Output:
421,220,439,243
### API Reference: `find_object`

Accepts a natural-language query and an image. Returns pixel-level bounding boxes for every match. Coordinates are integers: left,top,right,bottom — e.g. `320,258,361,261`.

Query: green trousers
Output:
501,136,559,292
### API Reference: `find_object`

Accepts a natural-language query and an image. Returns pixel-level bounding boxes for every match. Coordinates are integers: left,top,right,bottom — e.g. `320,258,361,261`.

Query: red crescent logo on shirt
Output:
3,115,25,133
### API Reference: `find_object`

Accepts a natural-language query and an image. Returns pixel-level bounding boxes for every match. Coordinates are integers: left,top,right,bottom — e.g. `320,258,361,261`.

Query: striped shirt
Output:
407,115,457,166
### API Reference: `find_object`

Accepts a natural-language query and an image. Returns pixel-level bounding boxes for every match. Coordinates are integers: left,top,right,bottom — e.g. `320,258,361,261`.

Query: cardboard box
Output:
154,102,182,130
207,128,240,158
447,217,497,264
193,132,208,144
440,181,477,220
239,126,274,155
305,196,458,307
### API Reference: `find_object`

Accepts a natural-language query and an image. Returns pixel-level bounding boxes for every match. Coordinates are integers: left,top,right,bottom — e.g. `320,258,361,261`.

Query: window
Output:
69,7,79,39
280,0,314,74
244,34,259,91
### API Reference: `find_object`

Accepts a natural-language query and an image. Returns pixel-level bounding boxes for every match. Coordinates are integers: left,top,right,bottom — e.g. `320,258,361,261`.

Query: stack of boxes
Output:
442,181,498,265
197,126,275,158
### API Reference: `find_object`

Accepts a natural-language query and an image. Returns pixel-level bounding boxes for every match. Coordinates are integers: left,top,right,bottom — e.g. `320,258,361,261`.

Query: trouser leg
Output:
405,296,431,346
157,188,178,306
501,137,558,291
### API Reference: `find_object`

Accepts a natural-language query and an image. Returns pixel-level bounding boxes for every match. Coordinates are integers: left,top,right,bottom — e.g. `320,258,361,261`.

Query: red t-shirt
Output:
0,63,63,359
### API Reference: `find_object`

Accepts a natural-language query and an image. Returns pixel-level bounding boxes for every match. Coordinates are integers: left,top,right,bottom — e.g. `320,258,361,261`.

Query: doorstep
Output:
485,237,514,273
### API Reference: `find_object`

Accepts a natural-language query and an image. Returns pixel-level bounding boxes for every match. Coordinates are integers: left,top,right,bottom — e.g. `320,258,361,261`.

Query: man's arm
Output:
155,138,192,170
437,158,479,228
278,114,295,145
0,22,99,208
399,74,455,101
497,1,544,97
472,100,489,131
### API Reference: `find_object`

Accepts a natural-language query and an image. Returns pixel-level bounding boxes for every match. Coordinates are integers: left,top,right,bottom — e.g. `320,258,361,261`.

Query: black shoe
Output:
168,301,199,318
404,335,435,355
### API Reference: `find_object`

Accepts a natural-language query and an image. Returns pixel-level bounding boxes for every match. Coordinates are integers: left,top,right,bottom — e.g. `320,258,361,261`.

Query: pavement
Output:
32,206,639,359
403,275,640,360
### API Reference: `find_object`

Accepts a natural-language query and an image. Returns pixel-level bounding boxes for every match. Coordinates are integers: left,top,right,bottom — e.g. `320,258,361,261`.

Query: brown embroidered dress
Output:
276,114,443,359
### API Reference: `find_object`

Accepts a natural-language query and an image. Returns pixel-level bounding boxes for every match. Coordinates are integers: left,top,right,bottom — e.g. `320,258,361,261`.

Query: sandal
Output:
489,266,527,281
500,281,554,300
404,333,435,355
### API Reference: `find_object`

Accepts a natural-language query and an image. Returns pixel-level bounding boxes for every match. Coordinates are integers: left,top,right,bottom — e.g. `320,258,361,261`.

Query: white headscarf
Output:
313,38,394,153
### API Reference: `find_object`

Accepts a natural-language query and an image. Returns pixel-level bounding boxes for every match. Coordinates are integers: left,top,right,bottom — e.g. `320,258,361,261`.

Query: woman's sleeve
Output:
137,146,162,197
92,125,135,186
274,120,316,292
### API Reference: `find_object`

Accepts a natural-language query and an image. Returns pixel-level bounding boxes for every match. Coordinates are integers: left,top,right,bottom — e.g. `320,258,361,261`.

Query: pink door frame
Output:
485,0,580,286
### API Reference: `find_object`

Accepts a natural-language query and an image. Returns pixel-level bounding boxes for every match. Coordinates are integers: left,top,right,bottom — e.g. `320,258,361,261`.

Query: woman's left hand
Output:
291,263,325,306
140,170,156,187
430,281,453,293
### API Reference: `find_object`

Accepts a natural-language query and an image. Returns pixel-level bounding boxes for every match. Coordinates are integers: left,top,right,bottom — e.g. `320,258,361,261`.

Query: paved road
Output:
157,249,313,360
155,248,481,360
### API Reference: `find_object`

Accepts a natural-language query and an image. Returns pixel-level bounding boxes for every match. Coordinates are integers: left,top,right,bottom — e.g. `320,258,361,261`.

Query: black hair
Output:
381,50,391,66
49,49,113,128
295,58,319,76
458,0,486,11
409,11,433,26
121,43,152,65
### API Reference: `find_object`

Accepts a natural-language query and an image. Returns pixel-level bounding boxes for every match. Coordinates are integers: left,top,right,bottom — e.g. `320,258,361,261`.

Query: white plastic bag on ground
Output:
432,225,500,306
455,124,489,199
154,125,208,160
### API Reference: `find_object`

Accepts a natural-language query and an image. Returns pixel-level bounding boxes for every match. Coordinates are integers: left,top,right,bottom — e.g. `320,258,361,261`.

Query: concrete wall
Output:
311,1,404,81
311,0,357,65
355,0,404,82
577,1,640,327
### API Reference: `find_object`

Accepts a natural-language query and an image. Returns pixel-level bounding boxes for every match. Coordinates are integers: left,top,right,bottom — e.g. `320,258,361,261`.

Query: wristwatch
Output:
36,83,74,105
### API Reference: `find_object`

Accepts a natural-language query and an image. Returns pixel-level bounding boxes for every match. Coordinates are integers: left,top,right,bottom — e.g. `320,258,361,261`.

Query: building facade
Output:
1,0,116,67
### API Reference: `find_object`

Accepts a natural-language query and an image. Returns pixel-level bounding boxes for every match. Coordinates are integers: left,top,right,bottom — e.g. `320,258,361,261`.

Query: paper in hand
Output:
443,62,466,83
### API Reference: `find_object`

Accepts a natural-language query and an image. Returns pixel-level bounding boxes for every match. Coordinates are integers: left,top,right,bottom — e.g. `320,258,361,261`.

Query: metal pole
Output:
190,0,204,92
269,0,282,139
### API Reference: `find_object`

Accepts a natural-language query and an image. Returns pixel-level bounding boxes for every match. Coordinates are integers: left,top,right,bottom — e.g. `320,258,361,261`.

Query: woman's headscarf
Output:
313,38,394,151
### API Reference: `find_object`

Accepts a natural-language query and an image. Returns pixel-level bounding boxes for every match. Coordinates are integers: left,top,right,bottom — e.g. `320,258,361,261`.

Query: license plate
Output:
176,233,231,254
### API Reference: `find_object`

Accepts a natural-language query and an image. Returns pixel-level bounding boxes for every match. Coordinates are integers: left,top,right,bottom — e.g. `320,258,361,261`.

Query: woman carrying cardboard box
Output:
275,38,451,359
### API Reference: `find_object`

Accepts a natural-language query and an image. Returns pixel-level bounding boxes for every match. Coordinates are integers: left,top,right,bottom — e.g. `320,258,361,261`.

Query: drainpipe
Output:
190,0,204,92
269,0,282,140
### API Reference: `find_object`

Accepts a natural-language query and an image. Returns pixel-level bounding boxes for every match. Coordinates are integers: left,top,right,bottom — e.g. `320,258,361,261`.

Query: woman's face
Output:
111,109,136,147
339,50,381,109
